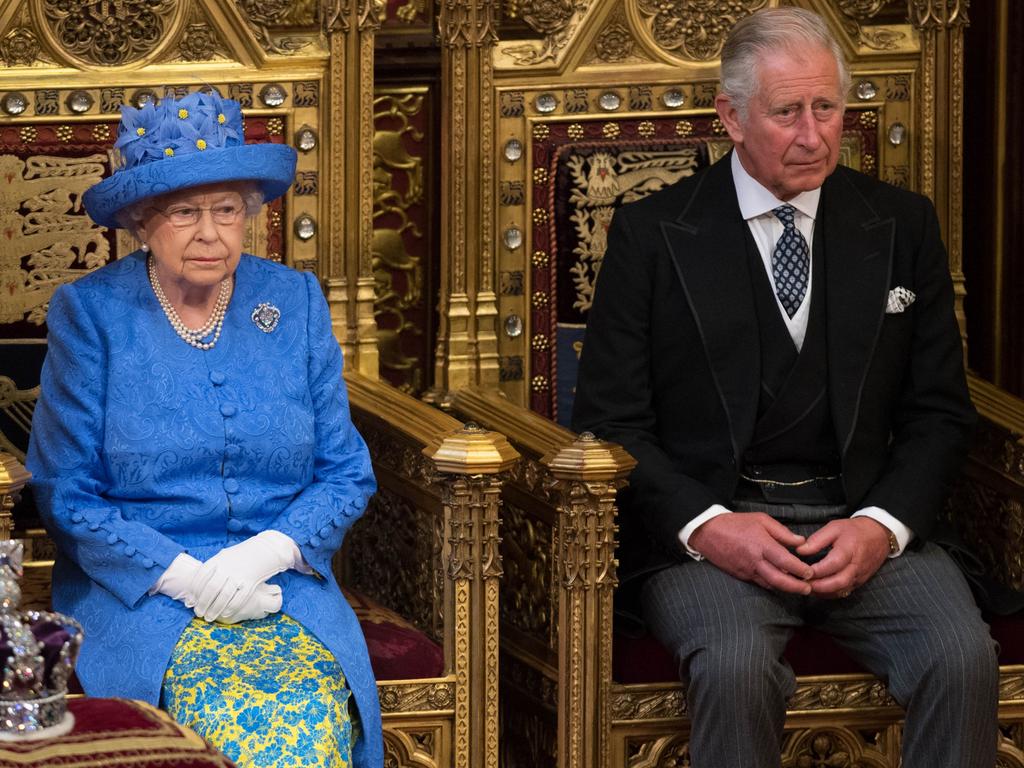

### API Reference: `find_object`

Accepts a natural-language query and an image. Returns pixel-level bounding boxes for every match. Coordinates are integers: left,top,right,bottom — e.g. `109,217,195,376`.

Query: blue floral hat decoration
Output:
83,90,296,230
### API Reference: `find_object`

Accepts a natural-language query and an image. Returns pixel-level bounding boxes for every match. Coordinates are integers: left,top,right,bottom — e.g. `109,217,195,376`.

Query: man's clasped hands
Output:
688,512,893,599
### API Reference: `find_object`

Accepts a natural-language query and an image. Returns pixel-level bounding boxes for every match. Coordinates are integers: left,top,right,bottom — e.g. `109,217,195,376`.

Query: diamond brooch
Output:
251,302,281,333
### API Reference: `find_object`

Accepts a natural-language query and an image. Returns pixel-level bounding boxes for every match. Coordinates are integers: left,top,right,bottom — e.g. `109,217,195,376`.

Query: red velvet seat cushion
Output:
614,614,1024,685
344,588,445,680
0,698,236,766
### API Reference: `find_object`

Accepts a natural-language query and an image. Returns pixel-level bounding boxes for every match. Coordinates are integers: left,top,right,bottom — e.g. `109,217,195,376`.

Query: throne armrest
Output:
343,373,518,768
451,386,634,768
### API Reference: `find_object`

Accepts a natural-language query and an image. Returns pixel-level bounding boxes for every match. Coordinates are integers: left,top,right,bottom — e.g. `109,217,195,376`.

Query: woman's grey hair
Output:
115,181,264,231
720,8,852,122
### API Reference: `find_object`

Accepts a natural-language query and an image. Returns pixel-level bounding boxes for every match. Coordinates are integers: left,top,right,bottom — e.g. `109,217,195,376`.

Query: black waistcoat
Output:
741,225,842,476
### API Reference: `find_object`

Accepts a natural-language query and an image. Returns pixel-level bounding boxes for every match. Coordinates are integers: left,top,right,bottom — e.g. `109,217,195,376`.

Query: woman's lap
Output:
162,613,354,768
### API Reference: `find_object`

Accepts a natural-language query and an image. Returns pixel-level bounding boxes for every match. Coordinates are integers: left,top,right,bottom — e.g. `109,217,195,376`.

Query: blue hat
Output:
84,91,297,230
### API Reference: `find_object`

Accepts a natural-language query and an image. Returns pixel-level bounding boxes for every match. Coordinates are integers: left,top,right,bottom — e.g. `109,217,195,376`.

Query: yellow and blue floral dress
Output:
163,614,354,768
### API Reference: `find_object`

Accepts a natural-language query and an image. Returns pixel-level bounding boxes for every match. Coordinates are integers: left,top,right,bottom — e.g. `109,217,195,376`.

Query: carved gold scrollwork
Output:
344,485,445,642
1,26,41,67
441,0,498,47
836,0,888,19
909,0,969,29
500,0,589,65
612,689,688,721
633,0,769,62
780,727,893,768
500,502,553,641
378,682,456,714
623,734,690,768
383,724,444,768
38,0,181,66
178,23,219,61
237,0,314,53
373,91,428,392
359,0,386,31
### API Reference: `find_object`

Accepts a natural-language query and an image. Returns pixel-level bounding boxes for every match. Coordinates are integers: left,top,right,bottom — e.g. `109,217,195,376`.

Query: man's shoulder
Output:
614,160,722,224
828,164,932,217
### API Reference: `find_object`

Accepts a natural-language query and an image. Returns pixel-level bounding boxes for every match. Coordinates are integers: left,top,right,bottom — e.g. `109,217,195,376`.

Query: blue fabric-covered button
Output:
142,558,154,568
225,444,241,458
87,521,101,531
71,512,84,523
106,533,119,544
319,525,332,539
308,534,321,548
224,478,240,494
124,545,137,556
226,518,245,532
220,404,236,417
209,371,226,385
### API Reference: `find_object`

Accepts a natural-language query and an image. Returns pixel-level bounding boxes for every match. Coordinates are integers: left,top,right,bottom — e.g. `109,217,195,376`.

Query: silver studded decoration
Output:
504,314,524,338
259,83,287,108
887,122,907,146
294,215,316,241
599,91,621,111
296,126,318,152
856,80,878,101
503,226,523,250
504,138,523,162
2,93,28,115
661,89,685,108
534,93,558,113
66,91,94,114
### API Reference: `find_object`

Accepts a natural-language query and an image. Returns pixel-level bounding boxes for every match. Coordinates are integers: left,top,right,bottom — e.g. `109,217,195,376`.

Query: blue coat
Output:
27,252,383,767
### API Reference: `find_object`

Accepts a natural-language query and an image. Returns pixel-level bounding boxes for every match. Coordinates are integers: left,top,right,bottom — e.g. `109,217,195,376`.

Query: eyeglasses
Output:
148,202,246,228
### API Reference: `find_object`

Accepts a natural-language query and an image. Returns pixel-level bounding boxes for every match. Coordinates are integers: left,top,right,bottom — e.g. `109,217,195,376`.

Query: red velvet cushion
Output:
344,588,445,680
614,615,1024,685
0,698,236,766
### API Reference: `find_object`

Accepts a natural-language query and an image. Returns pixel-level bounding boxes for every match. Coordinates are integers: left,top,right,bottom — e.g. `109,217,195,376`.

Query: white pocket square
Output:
886,287,915,313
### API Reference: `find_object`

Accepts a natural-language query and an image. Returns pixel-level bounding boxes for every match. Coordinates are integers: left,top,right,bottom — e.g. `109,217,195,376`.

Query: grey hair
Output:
720,8,852,122
114,181,265,231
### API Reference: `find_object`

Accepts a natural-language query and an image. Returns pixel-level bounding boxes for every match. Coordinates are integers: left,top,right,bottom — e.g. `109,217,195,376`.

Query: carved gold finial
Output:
423,425,520,475
0,452,31,541
541,433,636,480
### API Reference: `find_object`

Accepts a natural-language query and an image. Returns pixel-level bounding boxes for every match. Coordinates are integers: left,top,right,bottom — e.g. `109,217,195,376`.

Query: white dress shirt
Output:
678,153,913,560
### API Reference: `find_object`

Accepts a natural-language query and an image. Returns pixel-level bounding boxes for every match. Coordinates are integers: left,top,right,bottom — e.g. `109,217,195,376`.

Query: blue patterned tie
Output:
771,204,809,318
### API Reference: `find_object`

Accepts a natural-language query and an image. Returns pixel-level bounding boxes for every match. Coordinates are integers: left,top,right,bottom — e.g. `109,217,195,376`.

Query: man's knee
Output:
685,638,794,700
893,621,998,699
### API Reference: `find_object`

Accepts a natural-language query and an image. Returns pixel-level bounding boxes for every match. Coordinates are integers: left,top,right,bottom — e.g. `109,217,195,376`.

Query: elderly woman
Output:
25,91,380,768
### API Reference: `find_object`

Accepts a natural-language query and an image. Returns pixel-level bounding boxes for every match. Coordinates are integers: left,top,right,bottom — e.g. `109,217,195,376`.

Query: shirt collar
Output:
730,150,820,222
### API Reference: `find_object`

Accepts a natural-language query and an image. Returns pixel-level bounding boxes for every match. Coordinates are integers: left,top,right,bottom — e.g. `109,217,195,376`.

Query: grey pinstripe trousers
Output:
639,502,999,768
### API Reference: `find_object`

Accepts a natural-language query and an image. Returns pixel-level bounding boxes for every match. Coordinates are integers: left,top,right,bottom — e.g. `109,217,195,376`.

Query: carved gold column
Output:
424,425,518,768
323,0,381,376
543,434,636,768
0,453,30,541
430,0,500,402
910,0,970,349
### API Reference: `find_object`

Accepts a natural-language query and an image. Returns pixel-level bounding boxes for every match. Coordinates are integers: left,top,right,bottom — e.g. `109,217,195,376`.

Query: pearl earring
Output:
141,243,150,253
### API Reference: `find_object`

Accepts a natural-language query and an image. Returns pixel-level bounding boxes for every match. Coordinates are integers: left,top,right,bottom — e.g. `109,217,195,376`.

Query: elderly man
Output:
573,7,997,767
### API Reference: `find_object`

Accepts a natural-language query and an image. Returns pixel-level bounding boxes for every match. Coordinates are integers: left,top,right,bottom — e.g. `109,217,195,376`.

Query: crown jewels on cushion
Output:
0,540,83,740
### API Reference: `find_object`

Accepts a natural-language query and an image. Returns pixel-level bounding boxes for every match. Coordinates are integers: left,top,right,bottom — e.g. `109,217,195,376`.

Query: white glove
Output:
190,531,301,622
151,552,283,622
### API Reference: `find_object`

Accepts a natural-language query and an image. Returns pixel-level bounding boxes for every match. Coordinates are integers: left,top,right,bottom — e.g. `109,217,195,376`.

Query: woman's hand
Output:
190,531,301,621
151,551,282,621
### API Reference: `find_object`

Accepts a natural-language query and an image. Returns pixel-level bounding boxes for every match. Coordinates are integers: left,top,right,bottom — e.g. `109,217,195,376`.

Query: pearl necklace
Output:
148,256,232,350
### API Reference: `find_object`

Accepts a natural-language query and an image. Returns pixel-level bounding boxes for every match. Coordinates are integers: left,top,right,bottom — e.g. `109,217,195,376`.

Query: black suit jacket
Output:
572,155,976,577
